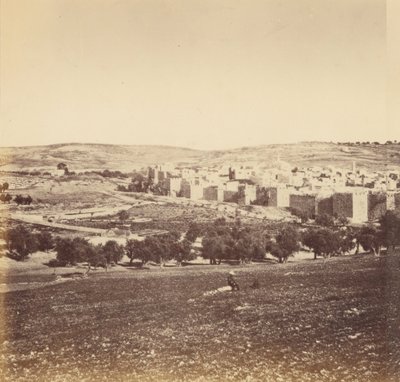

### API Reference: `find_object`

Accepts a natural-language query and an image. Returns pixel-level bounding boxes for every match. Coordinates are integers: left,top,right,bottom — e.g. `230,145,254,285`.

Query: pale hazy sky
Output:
0,0,397,149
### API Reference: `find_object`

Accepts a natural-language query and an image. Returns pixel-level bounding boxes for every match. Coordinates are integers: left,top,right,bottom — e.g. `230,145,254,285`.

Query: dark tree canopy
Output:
101,240,124,264
315,213,335,227
336,215,350,227
125,238,146,265
201,234,227,265
336,228,356,255
202,218,265,264
55,237,96,265
5,225,38,260
14,195,33,205
117,210,130,222
125,233,189,266
185,222,202,243
266,225,300,263
0,193,12,203
302,228,341,259
357,225,383,255
379,211,400,250
37,231,55,252
171,239,194,265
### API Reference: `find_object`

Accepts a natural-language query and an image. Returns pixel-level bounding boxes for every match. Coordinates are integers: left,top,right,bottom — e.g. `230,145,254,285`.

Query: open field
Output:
1,253,399,382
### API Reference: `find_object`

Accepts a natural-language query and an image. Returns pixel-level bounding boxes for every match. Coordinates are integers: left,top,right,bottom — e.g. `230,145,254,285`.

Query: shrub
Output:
46,258,67,267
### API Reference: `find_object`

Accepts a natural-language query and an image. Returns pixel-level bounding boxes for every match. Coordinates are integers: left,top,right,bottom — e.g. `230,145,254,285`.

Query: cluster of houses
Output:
147,159,400,224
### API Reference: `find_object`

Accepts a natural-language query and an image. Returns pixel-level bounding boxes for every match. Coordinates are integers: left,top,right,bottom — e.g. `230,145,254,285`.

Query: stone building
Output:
223,190,239,203
276,187,290,207
237,184,257,205
289,194,317,217
203,185,218,201
367,192,387,221
316,196,333,216
352,191,368,223
166,177,182,197
332,191,368,223
332,193,353,219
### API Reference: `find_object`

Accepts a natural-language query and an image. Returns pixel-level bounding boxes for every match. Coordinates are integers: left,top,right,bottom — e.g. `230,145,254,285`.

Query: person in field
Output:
227,271,240,291
250,278,260,289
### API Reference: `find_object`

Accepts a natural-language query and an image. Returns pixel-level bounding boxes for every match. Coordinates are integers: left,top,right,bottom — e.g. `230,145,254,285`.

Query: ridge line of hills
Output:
0,142,399,172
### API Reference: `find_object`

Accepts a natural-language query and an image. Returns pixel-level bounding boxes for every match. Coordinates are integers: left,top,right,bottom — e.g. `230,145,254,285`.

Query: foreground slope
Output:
1,253,399,382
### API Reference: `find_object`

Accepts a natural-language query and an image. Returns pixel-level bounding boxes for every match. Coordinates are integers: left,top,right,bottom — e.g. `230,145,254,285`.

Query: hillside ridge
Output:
0,142,399,171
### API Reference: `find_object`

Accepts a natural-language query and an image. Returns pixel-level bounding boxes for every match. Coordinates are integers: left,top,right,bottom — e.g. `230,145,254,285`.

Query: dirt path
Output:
10,213,107,234
0,277,70,293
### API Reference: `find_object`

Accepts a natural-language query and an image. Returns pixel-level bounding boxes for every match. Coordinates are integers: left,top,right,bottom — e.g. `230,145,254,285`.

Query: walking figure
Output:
228,271,240,291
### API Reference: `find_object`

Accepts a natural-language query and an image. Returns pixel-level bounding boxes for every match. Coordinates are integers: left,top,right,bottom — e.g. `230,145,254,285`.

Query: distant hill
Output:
200,142,400,171
0,143,205,171
0,142,399,172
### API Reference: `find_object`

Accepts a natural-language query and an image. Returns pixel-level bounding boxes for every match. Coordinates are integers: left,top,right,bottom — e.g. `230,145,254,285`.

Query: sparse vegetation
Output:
290,207,311,223
0,182,9,192
1,253,400,381
117,209,130,222
1,141,400,172
0,193,13,203
14,194,33,205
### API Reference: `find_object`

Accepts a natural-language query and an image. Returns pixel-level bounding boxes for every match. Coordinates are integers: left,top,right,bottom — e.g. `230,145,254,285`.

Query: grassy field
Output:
1,254,400,382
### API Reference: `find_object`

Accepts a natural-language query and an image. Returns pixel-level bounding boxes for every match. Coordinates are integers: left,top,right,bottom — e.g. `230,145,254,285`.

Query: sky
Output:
0,0,396,150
